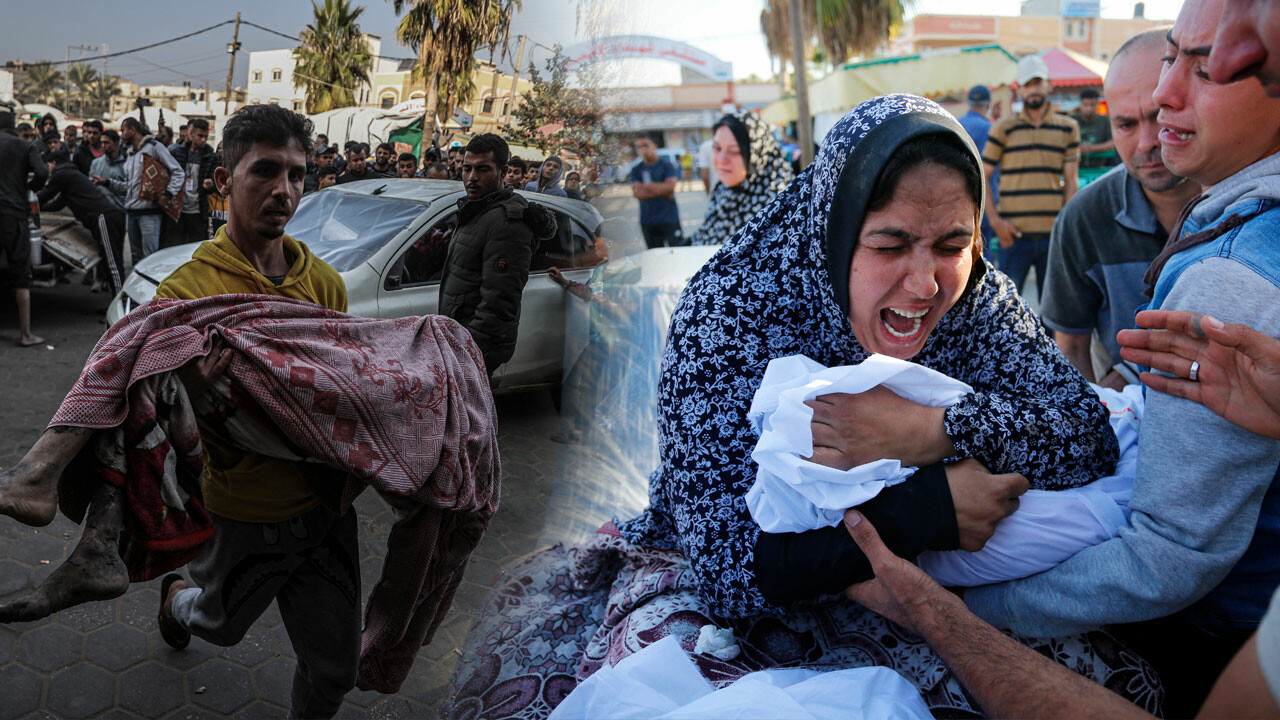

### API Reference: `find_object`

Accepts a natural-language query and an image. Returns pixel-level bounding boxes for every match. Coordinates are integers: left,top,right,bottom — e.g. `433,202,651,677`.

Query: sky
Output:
1,0,1186,93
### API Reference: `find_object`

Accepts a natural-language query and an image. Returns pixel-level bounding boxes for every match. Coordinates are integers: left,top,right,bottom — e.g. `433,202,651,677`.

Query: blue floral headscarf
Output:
619,94,1115,618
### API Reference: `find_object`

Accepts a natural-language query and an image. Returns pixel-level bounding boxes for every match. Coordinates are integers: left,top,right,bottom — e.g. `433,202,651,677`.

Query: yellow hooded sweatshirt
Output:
155,227,347,522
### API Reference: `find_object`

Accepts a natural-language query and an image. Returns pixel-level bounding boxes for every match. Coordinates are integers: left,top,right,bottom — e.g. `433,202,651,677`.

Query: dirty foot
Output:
0,484,129,623
0,427,93,527
17,334,45,347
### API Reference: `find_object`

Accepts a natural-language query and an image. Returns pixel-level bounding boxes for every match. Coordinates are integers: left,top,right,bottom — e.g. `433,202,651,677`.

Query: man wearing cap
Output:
982,54,1080,298
959,85,996,247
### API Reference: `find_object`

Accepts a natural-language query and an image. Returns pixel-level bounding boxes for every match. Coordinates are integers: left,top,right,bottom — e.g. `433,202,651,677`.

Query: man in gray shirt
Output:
1042,30,1201,389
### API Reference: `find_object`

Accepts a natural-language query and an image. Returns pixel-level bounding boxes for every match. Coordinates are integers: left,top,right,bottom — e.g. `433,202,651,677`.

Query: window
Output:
271,68,283,82
502,100,510,115
292,100,303,112
1065,19,1088,41
288,192,424,272
387,215,457,288
530,211,598,272
381,95,396,109
482,97,494,114
251,70,262,83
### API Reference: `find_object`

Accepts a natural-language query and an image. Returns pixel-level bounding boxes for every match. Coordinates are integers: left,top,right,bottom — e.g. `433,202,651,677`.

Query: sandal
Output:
158,573,191,649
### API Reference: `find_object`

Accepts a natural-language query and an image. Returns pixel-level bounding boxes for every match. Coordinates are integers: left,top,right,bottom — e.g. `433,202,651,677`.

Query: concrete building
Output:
247,35,400,112
891,3,1171,61
600,82,781,153
108,81,245,122
368,60,535,135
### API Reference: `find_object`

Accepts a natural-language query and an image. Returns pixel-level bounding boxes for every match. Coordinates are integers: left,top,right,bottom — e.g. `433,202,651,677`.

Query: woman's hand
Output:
1119,310,1280,440
177,338,232,399
807,387,956,469
945,458,1027,552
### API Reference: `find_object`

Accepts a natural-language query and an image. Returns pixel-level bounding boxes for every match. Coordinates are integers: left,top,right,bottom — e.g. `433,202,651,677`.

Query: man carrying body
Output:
167,118,217,246
964,2,1280,715
1042,31,1202,389
72,119,105,175
0,106,48,347
92,117,184,266
38,148,127,297
335,147,372,185
629,134,683,248
152,104,357,719
1073,88,1117,168
439,133,556,375
983,55,1080,297
371,142,397,178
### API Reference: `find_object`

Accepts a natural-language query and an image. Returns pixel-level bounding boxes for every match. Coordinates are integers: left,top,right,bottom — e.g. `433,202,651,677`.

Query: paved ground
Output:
0,271,640,719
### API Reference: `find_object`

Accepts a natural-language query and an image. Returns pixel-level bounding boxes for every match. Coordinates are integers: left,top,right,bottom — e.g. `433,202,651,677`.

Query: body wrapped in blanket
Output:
22,294,501,693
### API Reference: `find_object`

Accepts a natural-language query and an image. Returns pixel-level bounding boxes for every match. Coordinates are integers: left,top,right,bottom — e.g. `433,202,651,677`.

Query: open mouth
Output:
879,306,930,343
1159,124,1196,145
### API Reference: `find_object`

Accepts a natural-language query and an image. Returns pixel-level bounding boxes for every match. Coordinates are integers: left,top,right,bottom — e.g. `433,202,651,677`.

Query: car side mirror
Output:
385,274,401,290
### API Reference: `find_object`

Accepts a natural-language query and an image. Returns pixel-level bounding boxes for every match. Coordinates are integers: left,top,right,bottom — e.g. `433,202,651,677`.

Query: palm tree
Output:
18,62,64,105
87,75,122,118
293,0,374,113
67,63,99,116
759,0,911,165
390,0,520,149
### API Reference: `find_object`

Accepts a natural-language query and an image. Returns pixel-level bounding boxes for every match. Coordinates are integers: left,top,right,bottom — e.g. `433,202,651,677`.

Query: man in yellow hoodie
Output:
152,104,357,719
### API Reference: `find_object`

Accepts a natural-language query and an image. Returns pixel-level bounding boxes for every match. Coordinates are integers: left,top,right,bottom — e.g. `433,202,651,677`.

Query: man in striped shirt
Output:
982,55,1081,297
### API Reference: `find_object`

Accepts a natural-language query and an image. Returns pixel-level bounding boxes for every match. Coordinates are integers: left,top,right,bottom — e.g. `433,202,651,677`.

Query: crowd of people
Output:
0,0,1278,717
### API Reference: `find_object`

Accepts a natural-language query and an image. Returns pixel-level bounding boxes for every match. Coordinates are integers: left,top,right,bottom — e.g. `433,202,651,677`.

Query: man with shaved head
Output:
1041,29,1201,389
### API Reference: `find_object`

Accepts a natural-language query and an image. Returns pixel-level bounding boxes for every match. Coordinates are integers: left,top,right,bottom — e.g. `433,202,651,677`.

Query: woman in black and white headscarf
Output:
689,110,794,246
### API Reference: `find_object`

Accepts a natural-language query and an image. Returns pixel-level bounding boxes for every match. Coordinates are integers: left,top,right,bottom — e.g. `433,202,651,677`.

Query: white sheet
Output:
550,635,933,720
746,354,1143,587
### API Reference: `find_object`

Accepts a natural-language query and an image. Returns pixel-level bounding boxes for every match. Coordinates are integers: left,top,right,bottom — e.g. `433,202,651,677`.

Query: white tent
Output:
306,107,421,150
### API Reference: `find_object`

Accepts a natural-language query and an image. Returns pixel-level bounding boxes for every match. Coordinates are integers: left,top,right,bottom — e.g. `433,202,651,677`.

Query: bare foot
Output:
17,334,45,347
0,427,92,527
0,484,129,623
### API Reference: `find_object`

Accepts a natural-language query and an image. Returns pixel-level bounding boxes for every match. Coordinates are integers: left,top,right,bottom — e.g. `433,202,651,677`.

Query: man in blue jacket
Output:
964,0,1280,715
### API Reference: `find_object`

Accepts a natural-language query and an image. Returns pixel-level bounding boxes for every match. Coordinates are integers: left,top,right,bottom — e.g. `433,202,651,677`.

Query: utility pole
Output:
224,12,242,116
787,0,813,167
505,34,527,126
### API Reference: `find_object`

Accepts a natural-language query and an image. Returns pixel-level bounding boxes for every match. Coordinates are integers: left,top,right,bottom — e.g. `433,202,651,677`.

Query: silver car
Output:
107,179,607,391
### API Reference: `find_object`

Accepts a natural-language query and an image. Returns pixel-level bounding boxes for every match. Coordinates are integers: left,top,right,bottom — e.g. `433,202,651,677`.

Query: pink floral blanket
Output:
50,294,501,693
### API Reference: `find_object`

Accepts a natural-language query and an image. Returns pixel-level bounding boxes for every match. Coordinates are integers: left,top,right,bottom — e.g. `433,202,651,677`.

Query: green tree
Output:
293,0,374,113
18,62,64,105
502,47,603,161
390,0,520,149
86,75,122,118
67,63,99,116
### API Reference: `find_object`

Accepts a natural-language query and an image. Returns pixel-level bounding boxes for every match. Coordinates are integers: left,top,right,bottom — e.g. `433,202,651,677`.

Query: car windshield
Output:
285,191,424,272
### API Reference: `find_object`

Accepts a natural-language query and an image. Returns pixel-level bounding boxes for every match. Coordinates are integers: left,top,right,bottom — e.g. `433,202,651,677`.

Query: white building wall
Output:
247,49,306,112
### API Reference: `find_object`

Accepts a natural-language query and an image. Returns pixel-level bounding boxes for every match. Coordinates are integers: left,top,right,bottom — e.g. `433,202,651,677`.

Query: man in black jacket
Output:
439,133,556,375
72,120,105,175
0,108,49,346
166,118,217,246
38,148,127,296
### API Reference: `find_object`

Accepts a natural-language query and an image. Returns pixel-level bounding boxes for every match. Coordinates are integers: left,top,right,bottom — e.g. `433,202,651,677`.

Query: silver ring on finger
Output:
1189,360,1200,382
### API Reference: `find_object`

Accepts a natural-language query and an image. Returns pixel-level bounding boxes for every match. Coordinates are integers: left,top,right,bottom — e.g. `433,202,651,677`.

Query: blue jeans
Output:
127,212,163,266
999,233,1051,297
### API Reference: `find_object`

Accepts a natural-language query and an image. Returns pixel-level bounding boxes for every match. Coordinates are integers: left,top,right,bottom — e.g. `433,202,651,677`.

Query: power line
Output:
26,21,234,67
238,18,418,63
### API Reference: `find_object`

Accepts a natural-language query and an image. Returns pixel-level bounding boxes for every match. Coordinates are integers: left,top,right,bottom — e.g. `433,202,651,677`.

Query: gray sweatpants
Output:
171,505,361,719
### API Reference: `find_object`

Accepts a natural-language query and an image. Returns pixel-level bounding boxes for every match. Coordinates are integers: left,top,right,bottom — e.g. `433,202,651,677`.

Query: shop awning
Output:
1041,47,1108,87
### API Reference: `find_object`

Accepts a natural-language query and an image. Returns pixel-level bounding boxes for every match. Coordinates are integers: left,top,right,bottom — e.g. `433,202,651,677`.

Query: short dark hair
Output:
635,132,660,145
1079,88,1100,100
188,118,209,132
360,142,371,155
346,146,365,158
15,122,31,133
426,161,449,174
507,156,526,173
464,133,509,167
103,129,120,144
220,104,314,174
448,146,461,157
344,140,359,152
378,142,395,154
317,133,328,142
397,152,416,164
318,166,338,178
121,116,146,135
82,119,103,131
